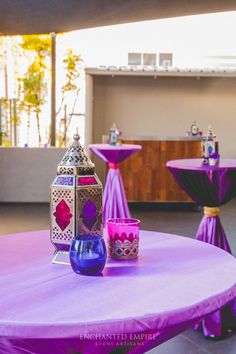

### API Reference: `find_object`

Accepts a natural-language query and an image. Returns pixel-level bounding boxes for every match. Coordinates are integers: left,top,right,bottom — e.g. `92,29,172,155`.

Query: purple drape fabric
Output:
166,167,236,207
89,144,142,223
103,167,131,221
196,215,231,253
167,158,236,336
1,230,236,353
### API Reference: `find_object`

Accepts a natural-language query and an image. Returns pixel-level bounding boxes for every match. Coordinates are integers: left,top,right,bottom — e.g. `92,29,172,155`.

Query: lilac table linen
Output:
1,230,236,353
89,144,141,222
167,158,236,336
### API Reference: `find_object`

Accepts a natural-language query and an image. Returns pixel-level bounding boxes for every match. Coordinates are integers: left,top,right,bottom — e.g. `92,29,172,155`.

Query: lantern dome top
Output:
57,133,95,175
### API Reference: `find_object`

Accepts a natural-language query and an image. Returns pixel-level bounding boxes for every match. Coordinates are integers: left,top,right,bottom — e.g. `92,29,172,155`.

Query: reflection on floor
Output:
0,200,236,354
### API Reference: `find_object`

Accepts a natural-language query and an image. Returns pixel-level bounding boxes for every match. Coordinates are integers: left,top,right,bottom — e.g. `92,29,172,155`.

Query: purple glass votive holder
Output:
106,218,140,259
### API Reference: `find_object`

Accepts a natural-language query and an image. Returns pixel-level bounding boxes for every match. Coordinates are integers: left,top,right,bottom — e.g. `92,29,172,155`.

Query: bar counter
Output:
119,136,202,202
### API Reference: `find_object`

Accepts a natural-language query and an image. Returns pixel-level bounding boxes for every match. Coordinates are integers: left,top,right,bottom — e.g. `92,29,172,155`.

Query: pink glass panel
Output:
54,199,73,231
78,177,97,186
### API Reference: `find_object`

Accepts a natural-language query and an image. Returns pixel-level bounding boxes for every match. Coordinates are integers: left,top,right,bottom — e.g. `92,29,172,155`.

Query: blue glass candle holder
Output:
69,235,107,275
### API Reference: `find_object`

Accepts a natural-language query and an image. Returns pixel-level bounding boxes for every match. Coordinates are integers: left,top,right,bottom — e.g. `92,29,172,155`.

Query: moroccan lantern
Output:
50,133,103,264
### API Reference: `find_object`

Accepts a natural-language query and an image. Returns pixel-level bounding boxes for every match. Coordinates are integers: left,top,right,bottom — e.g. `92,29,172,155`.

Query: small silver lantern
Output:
50,133,103,264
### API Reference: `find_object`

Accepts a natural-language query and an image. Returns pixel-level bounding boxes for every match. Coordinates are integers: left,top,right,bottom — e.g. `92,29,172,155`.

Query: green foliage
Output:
0,125,7,139
18,35,51,145
1,98,9,110
19,35,50,112
62,49,82,94
20,35,51,57
20,60,47,113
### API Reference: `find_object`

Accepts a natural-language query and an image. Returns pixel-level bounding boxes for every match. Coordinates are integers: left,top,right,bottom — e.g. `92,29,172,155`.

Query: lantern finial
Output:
57,131,94,175
73,129,80,142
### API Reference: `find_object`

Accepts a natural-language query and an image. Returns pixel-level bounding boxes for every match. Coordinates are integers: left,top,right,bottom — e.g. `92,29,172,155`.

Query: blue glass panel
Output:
54,176,74,186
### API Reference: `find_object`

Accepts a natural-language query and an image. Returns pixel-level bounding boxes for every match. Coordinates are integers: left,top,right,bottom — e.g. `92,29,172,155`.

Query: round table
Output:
167,158,236,335
89,144,141,223
167,158,236,252
1,230,236,354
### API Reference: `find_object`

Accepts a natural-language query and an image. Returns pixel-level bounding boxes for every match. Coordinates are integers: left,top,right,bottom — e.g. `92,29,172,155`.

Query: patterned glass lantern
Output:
50,133,103,264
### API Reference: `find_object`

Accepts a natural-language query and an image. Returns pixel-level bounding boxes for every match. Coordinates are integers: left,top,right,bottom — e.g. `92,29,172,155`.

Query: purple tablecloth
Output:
167,158,236,251
89,144,142,223
167,158,236,335
166,159,236,207
1,230,236,353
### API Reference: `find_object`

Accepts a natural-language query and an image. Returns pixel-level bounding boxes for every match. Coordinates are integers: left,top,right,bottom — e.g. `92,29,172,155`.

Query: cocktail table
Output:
0,229,236,353
167,158,236,336
89,144,141,223
167,158,236,251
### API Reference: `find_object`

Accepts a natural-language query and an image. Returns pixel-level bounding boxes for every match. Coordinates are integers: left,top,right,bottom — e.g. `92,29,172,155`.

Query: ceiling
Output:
1,0,236,35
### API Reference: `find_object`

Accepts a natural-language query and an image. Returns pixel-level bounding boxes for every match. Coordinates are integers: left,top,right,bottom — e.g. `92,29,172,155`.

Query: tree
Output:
18,35,51,146
57,49,83,146
19,60,47,145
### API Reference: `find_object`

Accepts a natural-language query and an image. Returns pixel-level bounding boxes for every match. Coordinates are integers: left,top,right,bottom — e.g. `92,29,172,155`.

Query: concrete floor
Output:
0,201,236,353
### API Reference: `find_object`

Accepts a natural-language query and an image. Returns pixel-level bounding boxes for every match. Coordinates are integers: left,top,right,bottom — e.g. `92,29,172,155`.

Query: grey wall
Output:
0,148,66,202
92,75,236,181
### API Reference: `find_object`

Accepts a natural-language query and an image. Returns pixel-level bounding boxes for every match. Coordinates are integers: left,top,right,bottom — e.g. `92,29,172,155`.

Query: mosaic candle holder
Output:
50,133,103,264
106,218,140,259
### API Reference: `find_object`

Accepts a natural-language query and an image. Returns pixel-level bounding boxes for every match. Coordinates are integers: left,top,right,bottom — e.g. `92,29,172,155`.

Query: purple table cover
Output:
167,158,236,335
1,230,236,354
89,144,142,223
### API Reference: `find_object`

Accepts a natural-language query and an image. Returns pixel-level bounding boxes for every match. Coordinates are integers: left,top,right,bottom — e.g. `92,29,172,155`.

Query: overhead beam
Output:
0,0,236,35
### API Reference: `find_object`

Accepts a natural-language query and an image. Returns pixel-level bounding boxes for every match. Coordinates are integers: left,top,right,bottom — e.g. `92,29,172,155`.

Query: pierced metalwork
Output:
57,167,74,175
108,239,139,259
57,133,94,174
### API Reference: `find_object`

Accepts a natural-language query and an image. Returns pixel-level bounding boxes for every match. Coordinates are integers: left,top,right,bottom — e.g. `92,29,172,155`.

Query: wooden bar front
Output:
119,140,201,202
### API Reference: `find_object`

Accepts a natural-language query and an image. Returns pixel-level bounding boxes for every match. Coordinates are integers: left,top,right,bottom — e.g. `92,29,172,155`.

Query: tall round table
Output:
89,144,141,223
167,158,236,336
0,230,236,353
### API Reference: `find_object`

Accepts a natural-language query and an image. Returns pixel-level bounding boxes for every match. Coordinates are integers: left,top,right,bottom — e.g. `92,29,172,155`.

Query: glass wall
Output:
0,34,85,147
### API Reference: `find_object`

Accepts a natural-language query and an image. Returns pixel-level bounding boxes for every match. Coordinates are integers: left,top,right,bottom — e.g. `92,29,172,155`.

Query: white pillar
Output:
84,74,93,155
